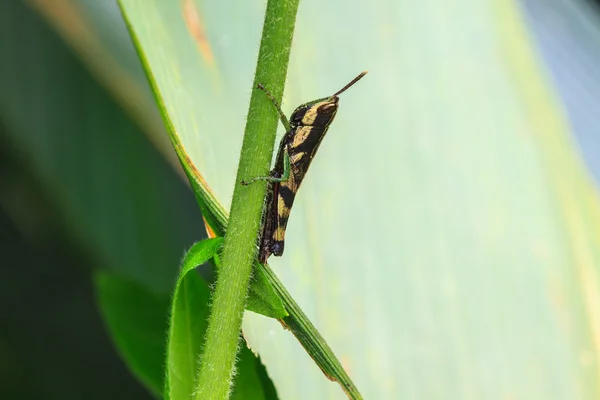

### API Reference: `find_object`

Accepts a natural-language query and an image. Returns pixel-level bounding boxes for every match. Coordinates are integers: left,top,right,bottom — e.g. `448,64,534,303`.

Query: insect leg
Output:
256,84,292,132
241,149,291,186
258,183,277,263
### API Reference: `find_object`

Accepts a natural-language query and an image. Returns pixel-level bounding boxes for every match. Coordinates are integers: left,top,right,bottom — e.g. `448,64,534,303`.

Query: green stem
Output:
194,0,300,398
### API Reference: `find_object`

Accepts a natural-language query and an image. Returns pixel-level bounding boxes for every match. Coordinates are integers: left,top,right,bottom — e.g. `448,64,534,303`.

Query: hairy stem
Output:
193,0,300,399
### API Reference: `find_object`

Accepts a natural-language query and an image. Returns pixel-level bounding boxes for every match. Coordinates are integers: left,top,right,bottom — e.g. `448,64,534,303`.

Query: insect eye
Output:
318,103,337,115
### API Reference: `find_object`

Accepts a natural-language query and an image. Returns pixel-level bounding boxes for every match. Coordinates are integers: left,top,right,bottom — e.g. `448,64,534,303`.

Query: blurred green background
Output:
2,0,600,399
0,1,205,398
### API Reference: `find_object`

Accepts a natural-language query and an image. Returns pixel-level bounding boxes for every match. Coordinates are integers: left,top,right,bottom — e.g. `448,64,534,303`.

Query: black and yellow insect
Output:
243,71,367,263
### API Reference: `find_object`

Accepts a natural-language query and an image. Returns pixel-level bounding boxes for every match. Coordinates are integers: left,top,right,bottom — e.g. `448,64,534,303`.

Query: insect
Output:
242,71,367,263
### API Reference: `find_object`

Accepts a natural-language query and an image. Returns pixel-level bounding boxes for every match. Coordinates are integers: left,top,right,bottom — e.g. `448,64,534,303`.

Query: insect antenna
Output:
331,71,368,97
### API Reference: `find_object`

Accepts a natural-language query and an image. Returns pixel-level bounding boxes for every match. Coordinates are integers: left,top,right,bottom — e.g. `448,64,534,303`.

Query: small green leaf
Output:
247,263,287,319
97,237,275,399
166,237,274,400
166,237,274,399
95,271,169,397
166,237,223,400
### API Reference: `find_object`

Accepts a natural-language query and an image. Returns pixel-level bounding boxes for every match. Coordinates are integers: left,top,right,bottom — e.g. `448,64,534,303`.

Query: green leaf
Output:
246,263,287,319
166,237,223,400
97,237,273,400
94,271,169,397
95,0,600,399
166,237,276,400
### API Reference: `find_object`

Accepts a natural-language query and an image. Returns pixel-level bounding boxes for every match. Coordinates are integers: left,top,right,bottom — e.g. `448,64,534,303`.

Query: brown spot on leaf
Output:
183,0,215,65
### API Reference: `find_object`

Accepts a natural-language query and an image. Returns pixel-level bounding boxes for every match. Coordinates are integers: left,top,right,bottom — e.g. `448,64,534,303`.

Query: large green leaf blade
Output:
118,0,261,208
118,0,600,399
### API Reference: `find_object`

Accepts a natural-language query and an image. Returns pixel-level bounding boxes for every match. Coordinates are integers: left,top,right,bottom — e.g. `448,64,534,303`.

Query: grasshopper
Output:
243,71,367,263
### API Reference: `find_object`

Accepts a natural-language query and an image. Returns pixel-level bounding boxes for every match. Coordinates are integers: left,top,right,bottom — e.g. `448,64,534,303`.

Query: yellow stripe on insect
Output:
300,102,324,125
277,196,290,218
290,151,306,164
291,128,312,149
273,226,286,241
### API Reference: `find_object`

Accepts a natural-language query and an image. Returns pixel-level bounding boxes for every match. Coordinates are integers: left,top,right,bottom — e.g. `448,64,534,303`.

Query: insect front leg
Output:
241,148,291,186
256,84,292,132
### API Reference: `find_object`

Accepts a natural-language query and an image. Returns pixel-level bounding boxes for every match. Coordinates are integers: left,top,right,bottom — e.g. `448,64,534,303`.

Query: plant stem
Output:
194,0,299,398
